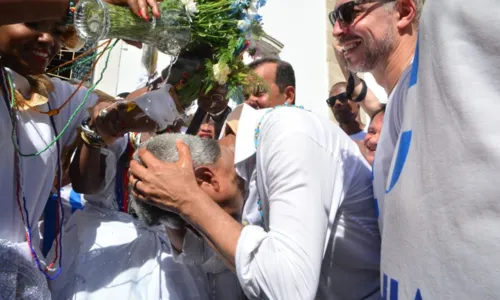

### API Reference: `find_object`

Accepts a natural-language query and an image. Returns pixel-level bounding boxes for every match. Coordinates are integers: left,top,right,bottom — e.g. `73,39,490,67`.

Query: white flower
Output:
246,5,258,19
213,63,231,85
237,19,251,31
181,0,199,20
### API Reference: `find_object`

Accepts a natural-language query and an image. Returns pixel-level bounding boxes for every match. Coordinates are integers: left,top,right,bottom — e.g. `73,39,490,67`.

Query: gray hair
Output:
137,133,221,168
129,133,221,228
385,0,426,24
412,0,425,22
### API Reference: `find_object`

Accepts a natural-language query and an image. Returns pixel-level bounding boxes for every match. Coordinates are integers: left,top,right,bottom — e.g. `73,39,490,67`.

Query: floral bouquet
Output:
74,0,268,107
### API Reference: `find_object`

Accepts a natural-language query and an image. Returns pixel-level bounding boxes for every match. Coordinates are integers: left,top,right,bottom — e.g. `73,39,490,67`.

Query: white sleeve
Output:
50,78,99,147
96,136,129,194
133,84,182,131
235,117,336,300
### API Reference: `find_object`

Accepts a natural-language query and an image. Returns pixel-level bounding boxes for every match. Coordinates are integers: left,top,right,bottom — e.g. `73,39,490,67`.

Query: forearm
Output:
353,76,382,117
69,142,104,194
335,49,382,116
0,0,68,25
182,192,243,270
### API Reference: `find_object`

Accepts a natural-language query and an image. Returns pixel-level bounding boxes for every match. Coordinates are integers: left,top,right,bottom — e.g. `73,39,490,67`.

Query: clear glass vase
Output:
73,0,191,55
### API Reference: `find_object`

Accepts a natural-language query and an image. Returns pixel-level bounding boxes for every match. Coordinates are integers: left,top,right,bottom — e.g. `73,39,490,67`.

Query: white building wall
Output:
258,0,330,117
93,40,172,96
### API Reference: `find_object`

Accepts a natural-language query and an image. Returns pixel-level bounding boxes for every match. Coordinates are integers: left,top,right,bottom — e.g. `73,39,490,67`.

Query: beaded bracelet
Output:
66,1,76,26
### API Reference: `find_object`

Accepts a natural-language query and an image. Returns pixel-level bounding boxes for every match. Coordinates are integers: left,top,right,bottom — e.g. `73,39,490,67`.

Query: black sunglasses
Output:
326,92,351,107
329,0,393,26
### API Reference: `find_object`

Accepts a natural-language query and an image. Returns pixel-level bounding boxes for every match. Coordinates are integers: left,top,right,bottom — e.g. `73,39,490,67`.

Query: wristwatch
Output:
80,117,106,148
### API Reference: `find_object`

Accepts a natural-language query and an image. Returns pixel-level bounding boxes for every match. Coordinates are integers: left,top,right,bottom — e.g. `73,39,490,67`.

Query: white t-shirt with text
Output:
381,1,500,298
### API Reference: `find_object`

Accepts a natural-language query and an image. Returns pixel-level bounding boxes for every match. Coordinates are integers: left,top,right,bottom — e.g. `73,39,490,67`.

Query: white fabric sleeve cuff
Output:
235,225,268,299
133,84,181,131
170,228,212,265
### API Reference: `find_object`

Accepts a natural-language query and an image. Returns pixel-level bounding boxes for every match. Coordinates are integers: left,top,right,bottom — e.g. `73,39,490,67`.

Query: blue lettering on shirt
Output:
382,273,423,300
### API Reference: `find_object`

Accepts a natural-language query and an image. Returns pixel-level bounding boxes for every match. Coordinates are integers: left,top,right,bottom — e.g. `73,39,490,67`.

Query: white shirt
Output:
0,69,98,245
235,104,381,300
372,65,411,232
131,84,183,132
48,137,208,300
172,230,247,300
381,1,500,298
48,207,208,300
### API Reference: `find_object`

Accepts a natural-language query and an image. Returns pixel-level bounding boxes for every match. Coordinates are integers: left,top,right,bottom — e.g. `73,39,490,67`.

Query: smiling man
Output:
244,58,295,109
380,0,500,298
331,0,425,232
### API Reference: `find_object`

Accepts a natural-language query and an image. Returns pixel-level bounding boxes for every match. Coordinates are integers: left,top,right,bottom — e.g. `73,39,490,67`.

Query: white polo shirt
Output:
235,104,381,300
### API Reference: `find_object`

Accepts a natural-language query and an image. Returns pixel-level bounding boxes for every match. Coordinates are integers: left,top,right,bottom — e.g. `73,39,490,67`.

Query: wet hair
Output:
129,133,221,228
248,58,296,92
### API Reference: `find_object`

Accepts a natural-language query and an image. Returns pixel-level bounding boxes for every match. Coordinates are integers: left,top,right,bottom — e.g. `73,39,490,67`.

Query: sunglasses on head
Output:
329,0,394,26
326,92,351,107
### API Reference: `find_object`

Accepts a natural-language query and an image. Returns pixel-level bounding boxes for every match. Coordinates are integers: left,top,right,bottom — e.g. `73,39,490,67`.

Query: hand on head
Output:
129,140,199,215
128,133,244,227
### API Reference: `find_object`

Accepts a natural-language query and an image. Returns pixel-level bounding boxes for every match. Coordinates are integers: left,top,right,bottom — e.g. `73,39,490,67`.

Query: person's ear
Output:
396,0,417,31
284,86,296,105
194,166,220,192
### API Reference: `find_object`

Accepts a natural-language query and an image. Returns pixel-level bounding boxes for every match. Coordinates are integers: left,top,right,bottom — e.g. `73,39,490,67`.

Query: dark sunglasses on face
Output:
326,92,351,107
329,0,393,26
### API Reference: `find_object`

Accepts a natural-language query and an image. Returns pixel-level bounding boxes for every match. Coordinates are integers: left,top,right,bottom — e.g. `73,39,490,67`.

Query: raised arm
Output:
0,0,160,26
0,0,68,26
334,46,382,117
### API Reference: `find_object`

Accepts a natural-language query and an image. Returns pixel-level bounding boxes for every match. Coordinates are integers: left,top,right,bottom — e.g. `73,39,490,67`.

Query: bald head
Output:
330,82,348,97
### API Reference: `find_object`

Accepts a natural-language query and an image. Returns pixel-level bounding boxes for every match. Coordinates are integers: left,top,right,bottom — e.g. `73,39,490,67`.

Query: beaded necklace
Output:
253,104,306,227
8,39,118,158
1,68,63,279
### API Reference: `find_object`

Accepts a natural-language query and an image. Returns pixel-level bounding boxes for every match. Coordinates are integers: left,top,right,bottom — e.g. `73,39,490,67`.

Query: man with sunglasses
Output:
330,0,425,233
380,0,500,298
327,81,366,141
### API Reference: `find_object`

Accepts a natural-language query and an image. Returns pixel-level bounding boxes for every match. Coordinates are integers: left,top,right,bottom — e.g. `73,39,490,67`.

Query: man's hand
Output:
128,141,203,216
104,0,162,20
